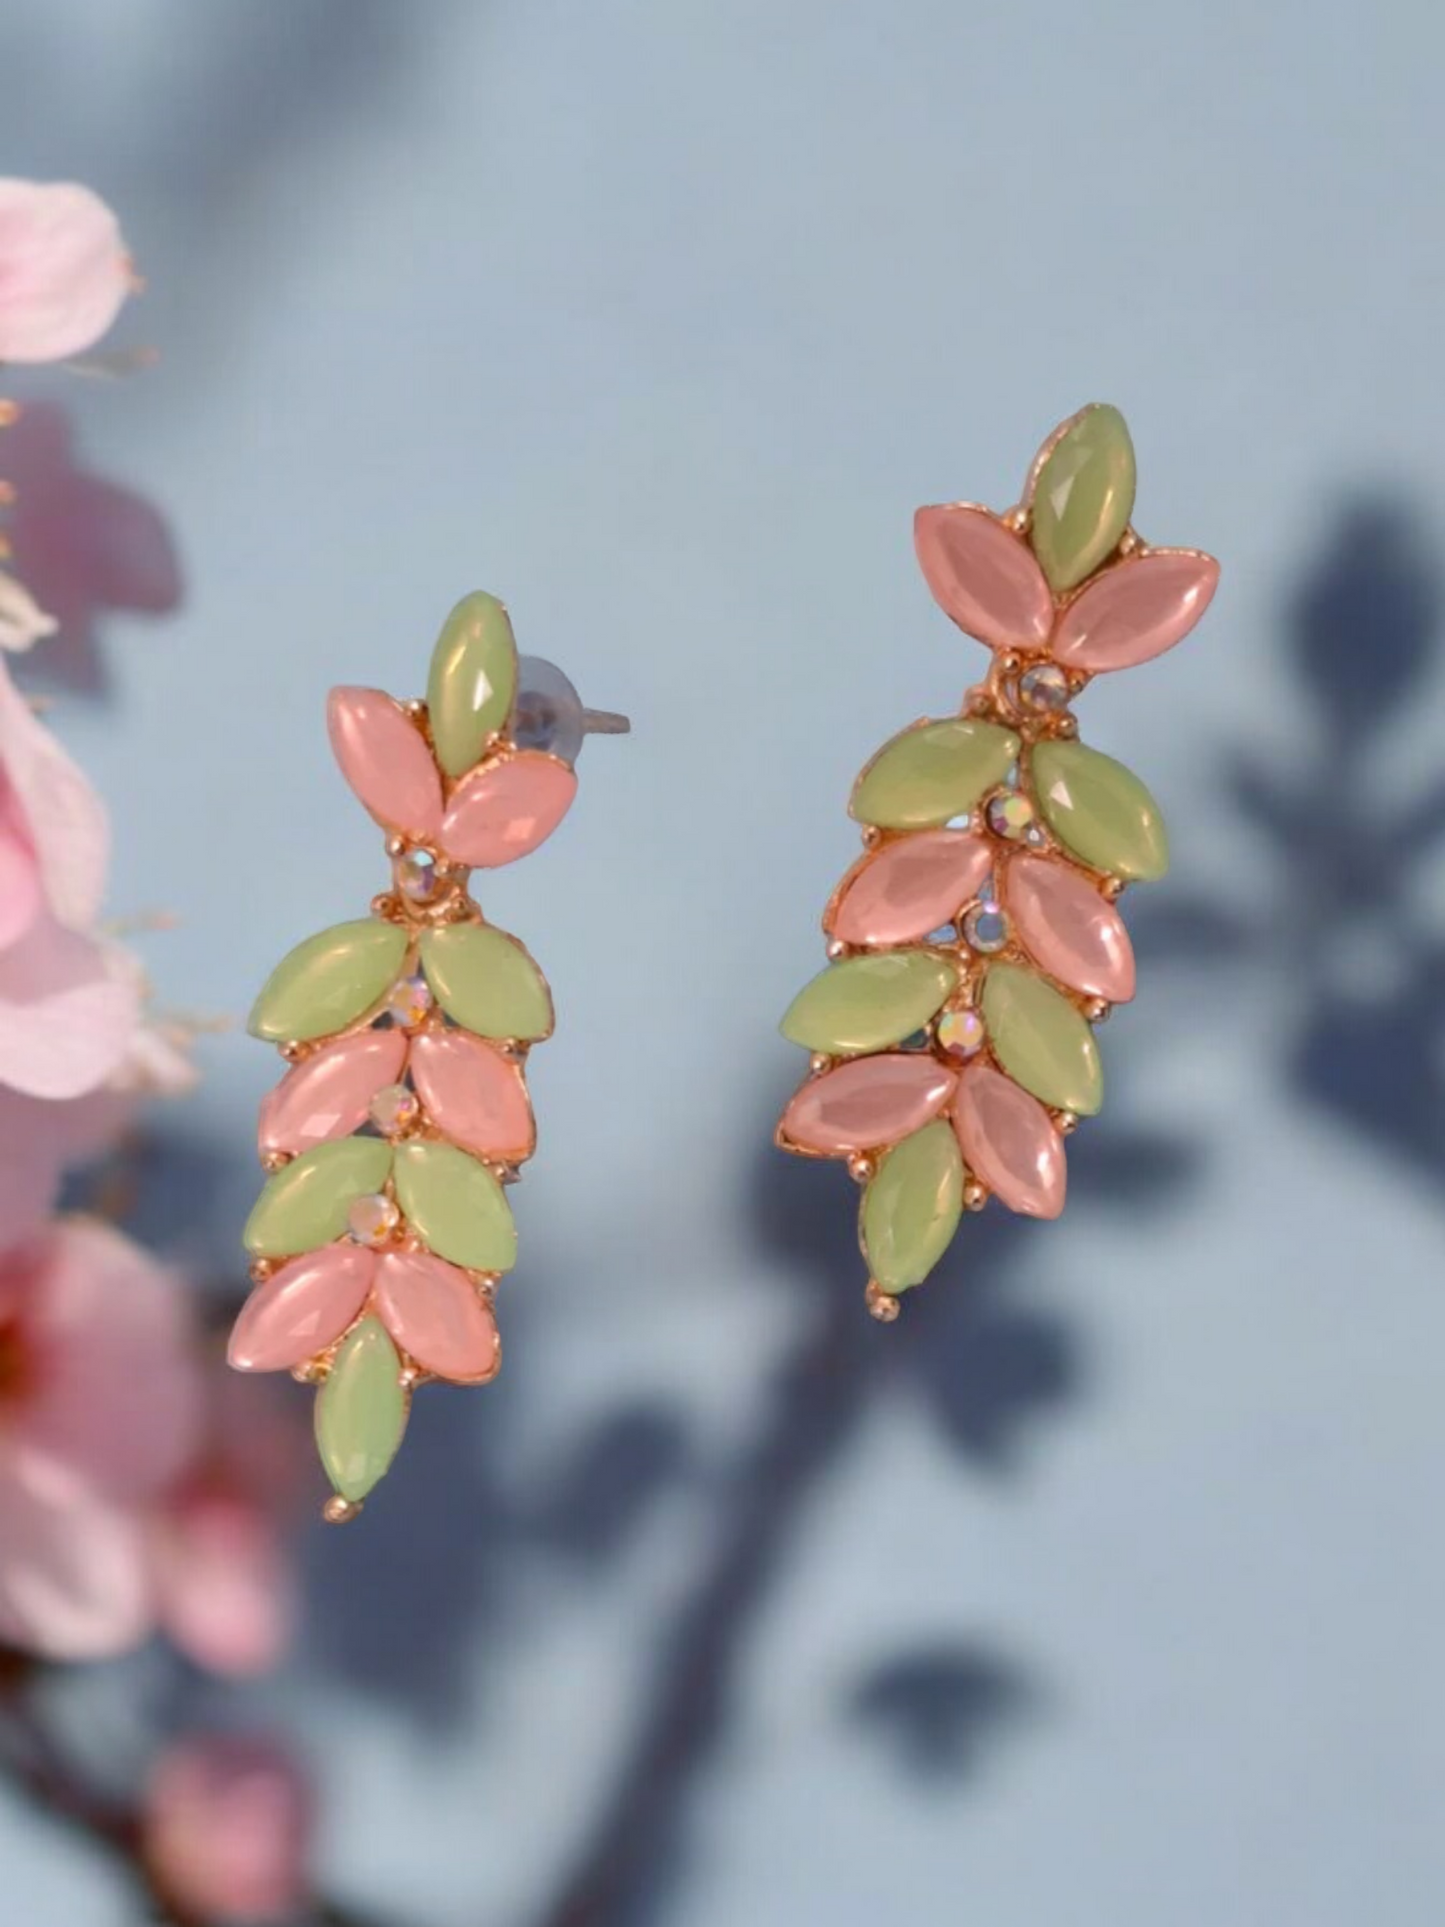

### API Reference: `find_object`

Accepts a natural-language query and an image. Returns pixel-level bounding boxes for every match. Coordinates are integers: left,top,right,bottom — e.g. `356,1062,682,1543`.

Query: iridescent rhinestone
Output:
396,849,440,902
368,1082,419,1136
936,1006,986,1061
985,789,1037,842
962,900,1011,955
1018,662,1071,713
387,973,433,1030
347,1192,400,1248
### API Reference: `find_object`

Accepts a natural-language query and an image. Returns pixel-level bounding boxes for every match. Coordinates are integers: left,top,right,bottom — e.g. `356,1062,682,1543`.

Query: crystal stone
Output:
985,789,1037,841
935,1006,986,1061
1018,662,1071,712
961,901,1011,954
387,974,433,1030
346,1192,400,1248
396,849,441,902
368,1082,419,1137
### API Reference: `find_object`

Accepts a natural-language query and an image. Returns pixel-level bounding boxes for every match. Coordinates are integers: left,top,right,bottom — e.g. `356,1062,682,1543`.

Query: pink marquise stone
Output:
228,1246,376,1372
914,504,1054,653
409,1029,535,1159
327,686,444,841
1052,550,1220,674
1004,854,1135,1002
781,1053,958,1157
375,1250,499,1384
257,1028,409,1157
828,831,993,947
440,752,577,869
953,1065,1066,1219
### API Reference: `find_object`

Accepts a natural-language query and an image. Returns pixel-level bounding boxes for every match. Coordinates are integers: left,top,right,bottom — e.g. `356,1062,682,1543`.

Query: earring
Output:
229,593,628,1520
776,406,1218,1320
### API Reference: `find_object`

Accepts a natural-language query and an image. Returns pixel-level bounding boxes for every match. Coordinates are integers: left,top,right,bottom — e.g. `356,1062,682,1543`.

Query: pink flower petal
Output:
326,686,443,842
952,1065,1066,1219
440,751,577,868
0,180,131,363
144,1736,313,1925
0,774,42,948
7,1220,203,1502
408,1029,534,1160
914,504,1054,653
228,1245,376,1374
0,1466,153,1658
152,1490,296,1679
374,1249,499,1383
1004,853,1136,1002
827,830,993,947
257,1027,407,1158
779,1053,958,1156
0,655,109,929
0,911,139,1098
1052,549,1220,674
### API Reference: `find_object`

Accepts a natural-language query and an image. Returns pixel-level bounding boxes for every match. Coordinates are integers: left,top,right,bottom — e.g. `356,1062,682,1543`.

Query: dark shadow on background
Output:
1130,497,1445,1192
304,1321,693,1729
848,1642,1043,1782
524,1075,1202,1927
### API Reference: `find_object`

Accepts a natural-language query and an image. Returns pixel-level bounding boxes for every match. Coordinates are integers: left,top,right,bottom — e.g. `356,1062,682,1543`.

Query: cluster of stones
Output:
231,593,579,1516
776,406,1219,1316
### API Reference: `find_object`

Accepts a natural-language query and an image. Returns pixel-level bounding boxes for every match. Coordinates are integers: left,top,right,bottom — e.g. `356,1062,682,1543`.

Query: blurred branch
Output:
0,1659,399,1927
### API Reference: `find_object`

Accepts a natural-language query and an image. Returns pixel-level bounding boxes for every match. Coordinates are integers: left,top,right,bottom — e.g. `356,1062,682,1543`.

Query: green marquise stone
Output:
419,924,553,1040
393,1140,517,1273
851,719,1021,830
981,962,1102,1115
248,919,410,1044
862,1119,964,1294
1032,740,1169,881
315,1317,408,1502
781,951,958,1057
243,1139,394,1257
1029,405,1137,592
426,591,519,777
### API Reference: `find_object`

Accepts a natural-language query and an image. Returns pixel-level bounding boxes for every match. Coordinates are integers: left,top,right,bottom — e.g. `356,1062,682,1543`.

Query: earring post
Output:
582,708,631,736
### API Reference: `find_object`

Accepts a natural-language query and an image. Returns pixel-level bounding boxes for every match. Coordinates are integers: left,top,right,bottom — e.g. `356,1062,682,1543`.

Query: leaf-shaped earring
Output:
776,406,1219,1319
231,594,628,1519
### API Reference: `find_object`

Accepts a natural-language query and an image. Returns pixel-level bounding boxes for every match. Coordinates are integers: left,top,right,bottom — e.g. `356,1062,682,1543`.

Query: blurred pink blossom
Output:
150,1371,302,1679
0,646,110,949
0,650,204,1246
143,1734,313,1924
0,1219,202,1658
0,180,131,365
3,405,182,691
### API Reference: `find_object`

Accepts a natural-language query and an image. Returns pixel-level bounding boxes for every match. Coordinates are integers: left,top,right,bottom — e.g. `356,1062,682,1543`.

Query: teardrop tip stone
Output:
1028,404,1137,593
315,1317,409,1503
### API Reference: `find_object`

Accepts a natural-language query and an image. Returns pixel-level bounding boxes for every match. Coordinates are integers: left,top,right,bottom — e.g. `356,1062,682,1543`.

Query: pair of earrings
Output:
229,404,1219,1521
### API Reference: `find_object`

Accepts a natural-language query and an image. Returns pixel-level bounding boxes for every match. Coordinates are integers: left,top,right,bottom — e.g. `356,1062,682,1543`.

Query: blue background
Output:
6,2,1445,1921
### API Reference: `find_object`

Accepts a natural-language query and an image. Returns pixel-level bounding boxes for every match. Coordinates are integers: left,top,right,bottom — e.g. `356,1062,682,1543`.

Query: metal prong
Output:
582,708,631,737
